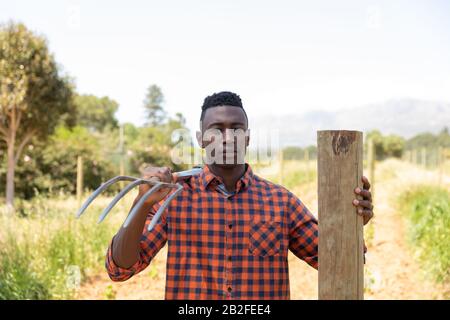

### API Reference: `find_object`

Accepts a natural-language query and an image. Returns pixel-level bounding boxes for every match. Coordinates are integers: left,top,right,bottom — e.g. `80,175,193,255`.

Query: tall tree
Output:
74,94,119,132
143,84,166,126
0,22,73,210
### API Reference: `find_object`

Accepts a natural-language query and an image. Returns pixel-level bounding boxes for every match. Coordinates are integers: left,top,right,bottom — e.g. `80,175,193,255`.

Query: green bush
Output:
398,185,450,284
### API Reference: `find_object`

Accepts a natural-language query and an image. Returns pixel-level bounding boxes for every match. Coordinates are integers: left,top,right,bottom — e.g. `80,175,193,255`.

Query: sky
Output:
1,0,450,135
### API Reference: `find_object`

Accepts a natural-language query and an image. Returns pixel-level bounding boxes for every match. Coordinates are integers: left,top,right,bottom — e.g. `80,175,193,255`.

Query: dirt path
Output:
360,160,449,299
76,159,448,299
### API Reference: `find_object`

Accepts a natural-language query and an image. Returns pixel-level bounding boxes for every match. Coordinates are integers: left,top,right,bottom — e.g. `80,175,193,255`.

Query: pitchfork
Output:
76,167,203,231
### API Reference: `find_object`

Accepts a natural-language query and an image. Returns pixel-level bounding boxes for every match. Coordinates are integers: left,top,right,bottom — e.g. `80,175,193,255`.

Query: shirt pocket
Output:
248,220,282,257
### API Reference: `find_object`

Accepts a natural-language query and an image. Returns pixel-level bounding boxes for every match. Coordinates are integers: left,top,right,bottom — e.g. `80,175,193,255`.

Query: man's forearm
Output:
111,198,155,269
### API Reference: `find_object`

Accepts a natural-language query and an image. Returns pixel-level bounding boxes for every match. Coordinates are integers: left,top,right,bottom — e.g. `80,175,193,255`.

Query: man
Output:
106,91,374,299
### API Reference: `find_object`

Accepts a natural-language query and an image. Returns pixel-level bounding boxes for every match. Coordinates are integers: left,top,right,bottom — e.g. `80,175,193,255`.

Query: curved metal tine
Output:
97,179,146,223
98,177,179,224
147,184,183,232
76,175,138,218
122,182,168,228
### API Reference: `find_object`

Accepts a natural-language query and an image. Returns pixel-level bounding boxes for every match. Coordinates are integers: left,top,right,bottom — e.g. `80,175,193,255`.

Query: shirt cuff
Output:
106,237,143,279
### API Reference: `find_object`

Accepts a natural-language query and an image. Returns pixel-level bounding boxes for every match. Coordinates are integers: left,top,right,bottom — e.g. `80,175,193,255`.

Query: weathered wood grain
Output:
317,130,364,300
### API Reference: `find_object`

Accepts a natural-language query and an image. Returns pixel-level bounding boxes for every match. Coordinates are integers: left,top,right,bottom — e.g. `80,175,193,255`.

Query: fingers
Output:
158,166,172,183
354,177,374,224
352,199,373,210
139,166,173,198
142,166,173,183
135,166,175,205
354,187,372,201
361,175,371,190
361,209,374,225
352,198,374,225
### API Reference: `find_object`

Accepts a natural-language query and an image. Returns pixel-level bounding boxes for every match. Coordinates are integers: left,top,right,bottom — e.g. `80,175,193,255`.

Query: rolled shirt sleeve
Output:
105,199,168,281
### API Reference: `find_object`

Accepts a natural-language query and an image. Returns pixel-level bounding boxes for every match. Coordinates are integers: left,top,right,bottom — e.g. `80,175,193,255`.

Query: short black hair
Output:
200,91,248,124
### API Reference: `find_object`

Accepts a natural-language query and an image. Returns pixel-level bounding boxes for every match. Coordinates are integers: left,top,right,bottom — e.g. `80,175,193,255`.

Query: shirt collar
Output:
200,163,253,192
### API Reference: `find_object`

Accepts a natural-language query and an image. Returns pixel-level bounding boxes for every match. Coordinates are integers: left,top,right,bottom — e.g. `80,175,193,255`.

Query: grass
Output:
0,193,129,299
253,159,317,189
398,185,450,286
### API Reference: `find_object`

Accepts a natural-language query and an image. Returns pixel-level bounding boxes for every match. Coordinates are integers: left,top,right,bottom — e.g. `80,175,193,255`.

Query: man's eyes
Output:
211,128,244,132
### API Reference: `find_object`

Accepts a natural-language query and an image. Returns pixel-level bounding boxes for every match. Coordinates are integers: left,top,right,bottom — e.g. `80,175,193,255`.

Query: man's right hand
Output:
111,165,178,269
136,166,176,206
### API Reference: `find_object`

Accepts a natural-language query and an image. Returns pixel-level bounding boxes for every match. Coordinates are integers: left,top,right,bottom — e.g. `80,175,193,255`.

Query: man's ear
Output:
196,130,204,148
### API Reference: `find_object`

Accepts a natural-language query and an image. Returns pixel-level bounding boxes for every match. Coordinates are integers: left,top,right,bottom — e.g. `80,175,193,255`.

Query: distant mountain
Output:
249,99,450,148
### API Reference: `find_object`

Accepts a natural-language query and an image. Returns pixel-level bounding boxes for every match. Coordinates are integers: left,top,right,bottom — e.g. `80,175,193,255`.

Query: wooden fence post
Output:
76,155,83,205
304,148,310,182
421,147,427,168
318,130,364,300
278,148,284,184
367,137,375,200
119,125,125,189
404,150,410,163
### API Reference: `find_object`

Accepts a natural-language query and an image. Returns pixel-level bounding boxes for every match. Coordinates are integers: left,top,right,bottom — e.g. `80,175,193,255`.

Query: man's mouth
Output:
223,150,238,155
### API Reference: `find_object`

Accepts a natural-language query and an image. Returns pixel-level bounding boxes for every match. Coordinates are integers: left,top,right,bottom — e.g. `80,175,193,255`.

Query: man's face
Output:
197,105,250,168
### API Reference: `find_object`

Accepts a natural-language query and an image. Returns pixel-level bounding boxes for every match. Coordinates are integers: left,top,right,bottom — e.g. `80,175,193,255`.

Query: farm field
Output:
2,4,450,303
2,158,446,300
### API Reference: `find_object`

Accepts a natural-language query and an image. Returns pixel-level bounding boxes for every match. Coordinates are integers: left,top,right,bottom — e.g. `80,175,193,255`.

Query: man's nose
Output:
223,129,235,144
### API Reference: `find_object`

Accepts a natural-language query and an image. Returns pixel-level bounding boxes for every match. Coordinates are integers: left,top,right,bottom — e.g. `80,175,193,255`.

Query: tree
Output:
143,84,166,126
0,125,121,199
405,132,437,150
128,115,189,174
74,94,119,132
283,146,317,160
39,126,117,194
437,127,450,148
366,130,405,160
366,130,384,160
382,134,405,158
0,22,73,209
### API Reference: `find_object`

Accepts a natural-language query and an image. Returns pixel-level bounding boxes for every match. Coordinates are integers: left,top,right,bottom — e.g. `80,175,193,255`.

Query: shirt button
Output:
227,287,232,292
228,224,233,229
228,256,232,262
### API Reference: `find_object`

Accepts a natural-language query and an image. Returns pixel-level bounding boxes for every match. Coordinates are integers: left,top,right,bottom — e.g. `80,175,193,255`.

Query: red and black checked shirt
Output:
106,163,318,299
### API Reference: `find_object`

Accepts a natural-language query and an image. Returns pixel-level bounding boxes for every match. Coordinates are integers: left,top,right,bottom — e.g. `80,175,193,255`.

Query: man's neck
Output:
207,163,246,193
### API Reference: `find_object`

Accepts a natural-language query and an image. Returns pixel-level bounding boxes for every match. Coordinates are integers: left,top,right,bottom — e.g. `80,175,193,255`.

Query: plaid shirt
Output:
106,163,318,300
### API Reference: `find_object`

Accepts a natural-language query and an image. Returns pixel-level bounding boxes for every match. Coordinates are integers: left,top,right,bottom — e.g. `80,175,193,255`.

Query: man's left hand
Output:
352,176,374,225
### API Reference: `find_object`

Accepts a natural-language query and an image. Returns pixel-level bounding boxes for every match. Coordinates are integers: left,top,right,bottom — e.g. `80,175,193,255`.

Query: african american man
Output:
106,91,374,299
